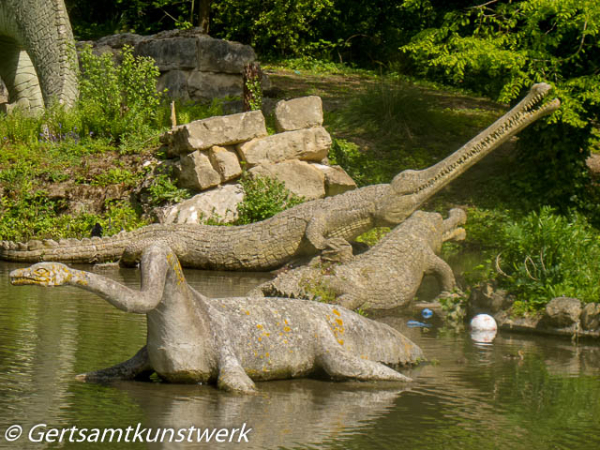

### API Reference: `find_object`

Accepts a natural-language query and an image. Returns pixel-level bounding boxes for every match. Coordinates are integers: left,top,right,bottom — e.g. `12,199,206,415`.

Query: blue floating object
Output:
421,308,433,319
407,320,431,328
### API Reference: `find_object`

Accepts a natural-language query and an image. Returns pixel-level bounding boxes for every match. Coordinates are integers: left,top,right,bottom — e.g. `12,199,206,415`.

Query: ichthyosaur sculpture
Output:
0,0,78,112
0,84,559,269
251,209,467,311
9,242,424,392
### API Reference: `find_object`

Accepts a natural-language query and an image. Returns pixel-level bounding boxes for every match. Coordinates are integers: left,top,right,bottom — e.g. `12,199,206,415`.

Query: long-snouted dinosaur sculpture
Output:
9,243,424,392
0,0,78,112
0,84,559,269
251,209,467,311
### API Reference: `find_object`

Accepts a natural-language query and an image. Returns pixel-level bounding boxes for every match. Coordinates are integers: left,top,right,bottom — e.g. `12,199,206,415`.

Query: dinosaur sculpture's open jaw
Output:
413,83,560,195
9,265,69,286
9,269,39,286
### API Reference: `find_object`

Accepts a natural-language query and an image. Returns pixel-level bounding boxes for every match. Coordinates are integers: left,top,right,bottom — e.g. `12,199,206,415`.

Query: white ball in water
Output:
470,314,497,331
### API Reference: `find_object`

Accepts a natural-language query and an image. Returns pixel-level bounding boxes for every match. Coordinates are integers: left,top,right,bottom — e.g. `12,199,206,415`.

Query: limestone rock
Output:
581,303,600,331
311,164,357,196
80,29,264,103
196,35,256,73
186,71,243,101
136,36,198,71
162,110,268,156
163,184,243,224
178,151,221,191
134,30,255,73
237,127,332,167
249,160,326,200
544,297,582,328
208,146,242,182
157,70,244,102
468,281,513,316
274,96,323,132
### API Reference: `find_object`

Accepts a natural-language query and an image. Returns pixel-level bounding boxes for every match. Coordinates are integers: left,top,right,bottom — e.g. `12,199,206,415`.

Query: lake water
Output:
0,261,599,449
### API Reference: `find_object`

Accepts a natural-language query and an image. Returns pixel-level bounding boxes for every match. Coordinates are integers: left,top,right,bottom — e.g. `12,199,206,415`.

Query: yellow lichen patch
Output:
332,309,341,317
335,318,343,327
166,253,186,286
265,352,270,357
256,324,263,330
337,339,344,345
283,326,291,333
258,337,262,342
284,319,289,325
245,310,250,315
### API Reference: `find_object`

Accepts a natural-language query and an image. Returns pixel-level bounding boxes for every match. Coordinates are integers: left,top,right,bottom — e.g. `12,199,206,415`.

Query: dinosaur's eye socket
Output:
35,268,49,275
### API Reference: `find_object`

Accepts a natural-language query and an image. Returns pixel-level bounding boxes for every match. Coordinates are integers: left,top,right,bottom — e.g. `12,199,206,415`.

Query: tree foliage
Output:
401,0,600,219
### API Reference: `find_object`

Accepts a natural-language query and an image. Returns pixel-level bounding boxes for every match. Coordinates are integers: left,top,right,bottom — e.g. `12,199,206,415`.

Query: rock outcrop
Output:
81,29,262,102
158,95,356,216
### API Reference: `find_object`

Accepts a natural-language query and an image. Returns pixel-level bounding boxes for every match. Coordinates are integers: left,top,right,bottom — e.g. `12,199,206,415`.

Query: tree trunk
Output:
243,62,263,112
198,0,211,34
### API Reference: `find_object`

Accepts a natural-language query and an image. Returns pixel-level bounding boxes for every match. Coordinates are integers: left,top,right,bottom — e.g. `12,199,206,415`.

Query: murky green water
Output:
0,261,599,449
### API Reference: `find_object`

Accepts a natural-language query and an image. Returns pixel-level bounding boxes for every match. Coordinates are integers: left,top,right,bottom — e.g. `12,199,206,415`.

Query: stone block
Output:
136,36,198,71
274,96,323,132
196,35,256,73
162,110,268,156
163,184,243,224
581,302,600,331
249,160,325,200
208,146,242,182
186,71,243,101
311,164,357,196
237,127,331,167
544,297,582,328
178,151,221,191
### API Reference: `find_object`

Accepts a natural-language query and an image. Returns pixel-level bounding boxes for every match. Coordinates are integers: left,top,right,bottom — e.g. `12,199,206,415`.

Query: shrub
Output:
236,174,304,224
494,207,600,313
77,45,164,142
400,0,600,221
147,174,192,206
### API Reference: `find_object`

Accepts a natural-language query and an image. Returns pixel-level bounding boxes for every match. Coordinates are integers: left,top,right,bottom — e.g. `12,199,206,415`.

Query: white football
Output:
470,314,497,331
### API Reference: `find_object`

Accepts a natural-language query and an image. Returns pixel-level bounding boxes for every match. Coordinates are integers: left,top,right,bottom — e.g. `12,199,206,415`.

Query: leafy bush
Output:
78,45,164,141
147,174,192,206
235,174,304,224
0,192,147,242
494,207,600,313
400,0,600,220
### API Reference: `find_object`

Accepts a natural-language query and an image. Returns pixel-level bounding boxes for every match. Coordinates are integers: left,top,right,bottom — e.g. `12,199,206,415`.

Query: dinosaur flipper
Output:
316,331,412,382
76,346,153,382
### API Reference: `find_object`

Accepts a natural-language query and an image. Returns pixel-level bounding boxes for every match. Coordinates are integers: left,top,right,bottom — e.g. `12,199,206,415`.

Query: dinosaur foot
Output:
217,367,257,393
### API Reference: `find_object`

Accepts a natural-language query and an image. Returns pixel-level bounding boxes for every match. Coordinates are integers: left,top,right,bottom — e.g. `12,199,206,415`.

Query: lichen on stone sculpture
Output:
0,84,559,268
0,0,78,113
9,242,424,392
251,209,467,311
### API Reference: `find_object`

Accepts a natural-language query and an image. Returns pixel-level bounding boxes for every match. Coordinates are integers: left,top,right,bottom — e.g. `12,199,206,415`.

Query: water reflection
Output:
114,380,407,449
1,262,600,450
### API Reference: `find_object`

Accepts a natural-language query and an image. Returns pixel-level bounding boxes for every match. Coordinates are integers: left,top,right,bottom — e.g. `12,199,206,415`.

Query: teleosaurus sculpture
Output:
0,84,559,269
10,243,424,392
251,209,467,311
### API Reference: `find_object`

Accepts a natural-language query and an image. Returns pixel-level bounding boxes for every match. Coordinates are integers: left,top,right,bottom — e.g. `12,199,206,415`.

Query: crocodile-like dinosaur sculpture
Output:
0,84,559,270
251,209,467,311
9,242,424,392
0,0,78,112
